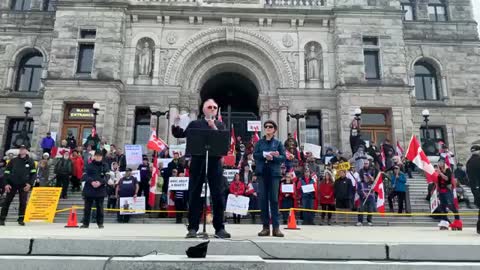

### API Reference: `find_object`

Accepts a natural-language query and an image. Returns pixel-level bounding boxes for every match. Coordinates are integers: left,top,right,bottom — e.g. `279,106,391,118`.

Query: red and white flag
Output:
405,135,437,183
92,127,97,137
293,131,302,160
373,173,385,214
252,127,260,144
396,141,404,157
380,145,386,171
229,125,236,155
218,107,223,123
149,153,158,208
147,130,168,152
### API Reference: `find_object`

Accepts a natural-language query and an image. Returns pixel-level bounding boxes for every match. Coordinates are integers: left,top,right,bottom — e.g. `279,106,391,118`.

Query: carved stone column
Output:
278,100,289,142
168,100,179,145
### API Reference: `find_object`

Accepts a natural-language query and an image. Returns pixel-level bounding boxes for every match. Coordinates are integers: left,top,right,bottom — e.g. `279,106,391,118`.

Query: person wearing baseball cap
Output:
467,144,480,234
0,145,36,226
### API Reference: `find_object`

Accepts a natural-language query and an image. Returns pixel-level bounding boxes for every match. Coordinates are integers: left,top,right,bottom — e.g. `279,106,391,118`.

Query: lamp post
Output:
422,109,431,152
13,101,33,149
152,110,170,139
92,102,100,129
286,112,305,147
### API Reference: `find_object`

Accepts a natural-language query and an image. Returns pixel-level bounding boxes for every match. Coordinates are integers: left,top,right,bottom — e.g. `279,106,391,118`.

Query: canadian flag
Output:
147,130,168,152
444,156,459,209
252,127,260,144
167,190,176,218
380,145,386,171
373,173,385,214
396,141,404,157
293,131,302,160
405,135,437,183
149,153,158,207
229,125,236,155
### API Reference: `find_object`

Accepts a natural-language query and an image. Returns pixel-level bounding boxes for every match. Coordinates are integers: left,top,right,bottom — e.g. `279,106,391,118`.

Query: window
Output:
419,126,445,156
362,113,387,126
4,118,34,151
77,44,94,74
42,0,57,11
15,52,43,92
80,29,96,39
363,37,380,80
305,111,322,146
133,108,151,153
428,2,447,22
414,62,439,100
11,0,31,11
401,2,415,21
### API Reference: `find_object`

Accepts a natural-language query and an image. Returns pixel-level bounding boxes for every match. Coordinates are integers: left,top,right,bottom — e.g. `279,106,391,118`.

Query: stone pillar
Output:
0,115,7,155
152,47,161,85
124,105,136,147
441,76,448,100
299,110,307,148
168,103,179,145
278,102,288,142
5,65,15,90
321,110,330,150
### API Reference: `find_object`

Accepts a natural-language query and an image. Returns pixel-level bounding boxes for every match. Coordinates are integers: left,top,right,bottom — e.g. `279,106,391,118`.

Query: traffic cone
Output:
284,208,300,230
65,207,79,228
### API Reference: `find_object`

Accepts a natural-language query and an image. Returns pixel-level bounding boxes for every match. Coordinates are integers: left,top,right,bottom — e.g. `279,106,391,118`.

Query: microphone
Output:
209,115,215,121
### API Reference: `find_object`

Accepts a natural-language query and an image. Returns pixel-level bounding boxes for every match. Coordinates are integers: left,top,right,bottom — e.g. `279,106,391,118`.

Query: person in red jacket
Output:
319,171,335,225
229,173,245,224
279,173,295,224
70,150,84,192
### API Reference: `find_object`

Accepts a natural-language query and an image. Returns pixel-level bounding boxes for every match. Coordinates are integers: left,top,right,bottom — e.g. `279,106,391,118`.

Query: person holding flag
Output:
356,170,376,226
436,159,462,230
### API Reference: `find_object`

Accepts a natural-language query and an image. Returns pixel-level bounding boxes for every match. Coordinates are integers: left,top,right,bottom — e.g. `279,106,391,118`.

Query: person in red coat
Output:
70,150,84,192
279,173,295,224
319,171,335,225
229,173,245,224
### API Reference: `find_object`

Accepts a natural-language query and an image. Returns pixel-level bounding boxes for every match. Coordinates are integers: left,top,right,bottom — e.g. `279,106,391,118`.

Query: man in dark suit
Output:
171,99,231,239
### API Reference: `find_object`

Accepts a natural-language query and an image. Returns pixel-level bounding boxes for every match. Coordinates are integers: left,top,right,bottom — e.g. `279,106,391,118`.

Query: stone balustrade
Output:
265,0,327,7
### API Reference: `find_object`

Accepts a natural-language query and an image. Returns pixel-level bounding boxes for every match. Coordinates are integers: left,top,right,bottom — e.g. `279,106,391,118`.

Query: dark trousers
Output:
107,197,117,209
0,184,28,222
174,198,187,223
281,196,294,223
258,173,281,229
358,199,375,223
187,157,225,232
56,174,70,198
42,148,52,155
70,176,81,192
302,196,314,224
233,214,241,224
138,181,150,210
439,191,460,222
320,204,335,220
388,191,406,213
83,197,104,226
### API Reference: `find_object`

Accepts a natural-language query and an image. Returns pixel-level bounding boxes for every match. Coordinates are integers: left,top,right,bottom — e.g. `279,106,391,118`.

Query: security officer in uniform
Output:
466,144,480,234
0,145,36,226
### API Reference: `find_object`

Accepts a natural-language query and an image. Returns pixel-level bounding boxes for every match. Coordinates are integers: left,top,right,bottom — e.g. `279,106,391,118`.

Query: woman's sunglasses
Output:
264,125,274,129
207,106,218,110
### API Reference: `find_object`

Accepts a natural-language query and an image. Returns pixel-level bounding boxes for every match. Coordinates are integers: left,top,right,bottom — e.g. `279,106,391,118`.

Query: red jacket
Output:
71,156,84,179
229,181,245,196
319,180,335,205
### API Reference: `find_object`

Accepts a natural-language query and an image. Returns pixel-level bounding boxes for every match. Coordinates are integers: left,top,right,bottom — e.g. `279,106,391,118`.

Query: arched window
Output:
15,52,43,92
414,62,439,101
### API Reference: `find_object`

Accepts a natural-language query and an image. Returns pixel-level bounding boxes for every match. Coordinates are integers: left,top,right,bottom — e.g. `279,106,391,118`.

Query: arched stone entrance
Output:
200,72,259,141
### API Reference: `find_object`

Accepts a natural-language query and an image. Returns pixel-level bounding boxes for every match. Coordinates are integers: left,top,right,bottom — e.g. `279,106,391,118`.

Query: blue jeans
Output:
258,175,281,229
358,199,375,223
302,196,314,224
439,191,460,221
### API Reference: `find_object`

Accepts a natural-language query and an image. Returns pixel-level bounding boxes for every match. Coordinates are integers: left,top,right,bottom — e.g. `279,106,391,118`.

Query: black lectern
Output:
186,128,230,238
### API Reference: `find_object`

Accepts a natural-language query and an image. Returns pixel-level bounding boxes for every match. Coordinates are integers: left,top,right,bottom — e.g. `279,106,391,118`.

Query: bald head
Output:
203,99,218,119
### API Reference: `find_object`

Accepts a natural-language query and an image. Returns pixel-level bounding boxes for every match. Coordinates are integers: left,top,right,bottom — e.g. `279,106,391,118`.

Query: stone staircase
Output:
3,171,478,226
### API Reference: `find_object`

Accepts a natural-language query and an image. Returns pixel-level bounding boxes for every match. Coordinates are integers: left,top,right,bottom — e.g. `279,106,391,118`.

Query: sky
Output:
473,0,480,34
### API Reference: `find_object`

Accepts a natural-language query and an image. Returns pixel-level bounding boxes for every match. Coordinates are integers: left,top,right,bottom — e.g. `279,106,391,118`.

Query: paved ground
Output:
1,223,479,244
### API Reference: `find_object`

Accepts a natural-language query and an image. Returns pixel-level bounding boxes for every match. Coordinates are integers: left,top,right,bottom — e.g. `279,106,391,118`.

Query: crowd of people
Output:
0,116,478,233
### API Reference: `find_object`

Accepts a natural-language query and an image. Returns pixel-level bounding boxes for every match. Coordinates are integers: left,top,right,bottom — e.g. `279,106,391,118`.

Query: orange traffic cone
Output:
65,207,79,228
284,208,300,230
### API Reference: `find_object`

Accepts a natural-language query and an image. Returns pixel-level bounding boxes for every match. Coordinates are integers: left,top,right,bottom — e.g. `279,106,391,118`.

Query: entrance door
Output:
62,104,95,147
201,72,259,141
360,129,391,148
359,109,392,147
62,124,92,146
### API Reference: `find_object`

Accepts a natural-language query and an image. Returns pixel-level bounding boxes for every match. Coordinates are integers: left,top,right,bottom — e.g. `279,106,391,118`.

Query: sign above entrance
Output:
68,108,94,120
247,121,261,132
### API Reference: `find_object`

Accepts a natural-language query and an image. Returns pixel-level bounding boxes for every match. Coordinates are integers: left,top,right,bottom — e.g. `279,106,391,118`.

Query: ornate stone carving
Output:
135,38,154,78
166,32,177,45
282,34,293,48
286,51,299,84
304,41,322,82
159,49,175,84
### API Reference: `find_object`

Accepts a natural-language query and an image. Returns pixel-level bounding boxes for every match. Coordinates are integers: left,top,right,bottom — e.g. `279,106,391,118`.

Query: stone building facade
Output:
0,0,479,161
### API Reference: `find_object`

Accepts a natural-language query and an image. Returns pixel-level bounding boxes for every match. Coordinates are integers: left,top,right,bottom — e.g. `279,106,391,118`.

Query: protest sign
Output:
158,158,173,168
223,169,239,182
168,177,189,191
24,187,62,223
226,194,250,216
125,144,143,169
301,184,315,193
247,121,261,132
430,190,440,213
119,196,146,215
336,162,351,171
169,144,186,157
281,184,294,193
304,143,322,159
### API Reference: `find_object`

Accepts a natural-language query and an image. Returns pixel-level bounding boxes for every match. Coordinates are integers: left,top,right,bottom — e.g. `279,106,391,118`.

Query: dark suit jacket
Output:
171,119,226,157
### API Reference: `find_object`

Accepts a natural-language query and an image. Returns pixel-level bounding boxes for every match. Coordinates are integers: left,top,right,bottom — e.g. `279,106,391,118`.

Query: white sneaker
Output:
368,222,373,226
356,222,363,226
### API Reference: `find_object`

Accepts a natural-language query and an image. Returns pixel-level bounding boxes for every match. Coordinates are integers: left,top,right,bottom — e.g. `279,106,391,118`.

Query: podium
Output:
186,128,230,238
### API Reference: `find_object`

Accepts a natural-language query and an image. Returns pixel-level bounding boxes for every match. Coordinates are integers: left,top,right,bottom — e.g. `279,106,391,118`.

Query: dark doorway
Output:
200,72,259,142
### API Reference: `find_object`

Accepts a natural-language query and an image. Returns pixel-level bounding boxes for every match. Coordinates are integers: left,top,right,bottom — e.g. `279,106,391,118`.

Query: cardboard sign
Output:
119,170,141,181
247,121,262,132
168,177,189,191
226,194,250,216
125,144,143,169
337,162,351,171
24,187,62,223
430,190,440,213
301,184,315,193
281,184,294,193
224,169,239,182
304,143,322,159
119,196,146,215
169,144,186,157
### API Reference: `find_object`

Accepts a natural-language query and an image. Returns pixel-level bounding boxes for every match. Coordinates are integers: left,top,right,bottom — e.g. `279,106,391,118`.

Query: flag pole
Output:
362,172,383,206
